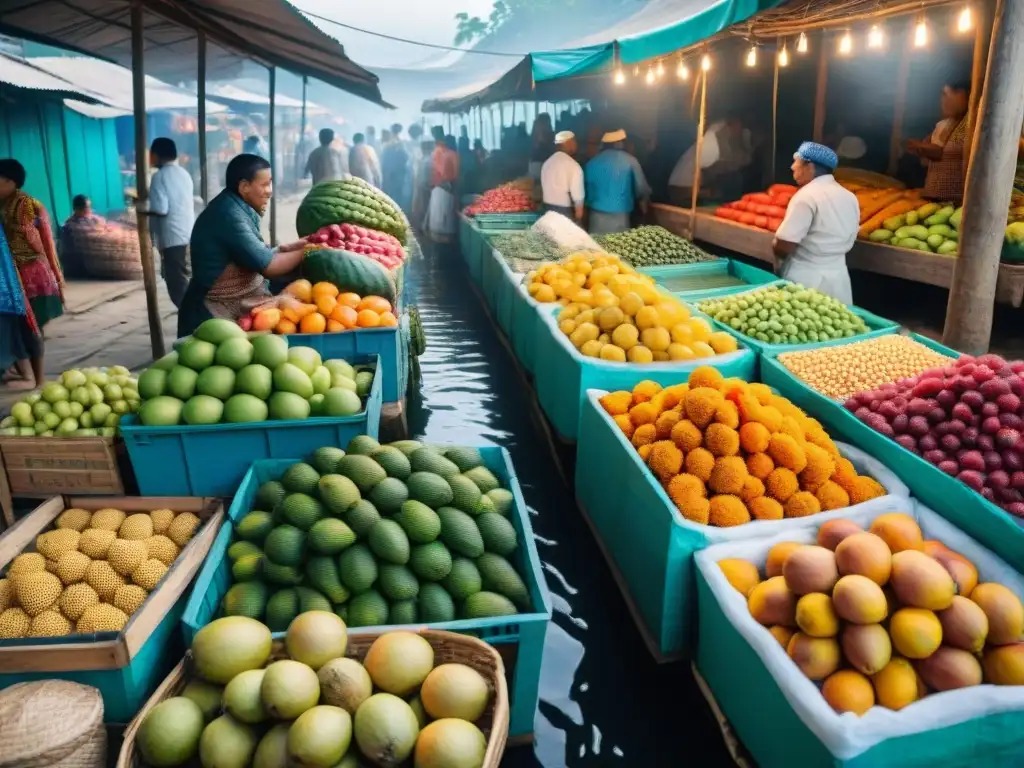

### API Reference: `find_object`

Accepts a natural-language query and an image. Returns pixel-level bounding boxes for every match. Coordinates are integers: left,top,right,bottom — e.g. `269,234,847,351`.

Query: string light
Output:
797,32,808,53
914,16,928,47
868,24,884,48
677,60,690,80
645,66,655,85
656,60,665,77
958,6,972,32
633,65,640,76
839,30,852,55
778,44,789,67
746,45,757,67
701,53,712,71
614,68,625,85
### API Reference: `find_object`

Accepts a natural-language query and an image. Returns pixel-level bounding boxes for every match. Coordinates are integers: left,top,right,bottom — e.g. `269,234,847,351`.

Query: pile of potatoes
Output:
719,512,1024,716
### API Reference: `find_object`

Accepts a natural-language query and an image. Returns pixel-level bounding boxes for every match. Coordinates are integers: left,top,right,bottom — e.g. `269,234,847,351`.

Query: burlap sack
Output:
0,681,106,768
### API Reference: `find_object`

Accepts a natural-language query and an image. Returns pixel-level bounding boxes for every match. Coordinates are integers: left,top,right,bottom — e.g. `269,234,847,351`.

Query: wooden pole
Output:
299,75,308,187
966,0,994,168
771,42,780,184
197,31,208,204
688,69,708,238
131,1,165,360
812,33,828,143
268,66,277,246
943,0,1024,353
887,35,912,177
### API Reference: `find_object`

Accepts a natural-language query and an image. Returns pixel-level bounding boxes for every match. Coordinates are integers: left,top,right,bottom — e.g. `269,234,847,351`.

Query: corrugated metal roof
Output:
0,50,109,103
0,0,388,106
208,83,328,114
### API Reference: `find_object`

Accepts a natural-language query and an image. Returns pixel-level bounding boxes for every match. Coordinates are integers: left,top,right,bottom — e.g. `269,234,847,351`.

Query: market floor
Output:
402,239,735,768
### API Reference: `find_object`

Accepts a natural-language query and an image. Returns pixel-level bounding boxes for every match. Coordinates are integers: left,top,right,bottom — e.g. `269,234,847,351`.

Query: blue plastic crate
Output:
575,390,910,658
493,258,523,339
468,213,540,230
510,285,556,376
181,447,552,739
639,258,779,301
459,214,476,270
283,330,405,404
760,335,1024,570
0,495,225,722
690,286,900,358
120,355,383,497
532,309,757,442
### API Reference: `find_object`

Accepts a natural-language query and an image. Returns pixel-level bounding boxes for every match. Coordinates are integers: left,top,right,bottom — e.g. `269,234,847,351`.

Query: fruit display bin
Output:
181,447,553,741
0,494,224,722
693,499,1024,768
532,310,758,442
117,628,510,768
468,213,540,230
120,355,383,498
638,258,776,301
760,333,1024,570
459,213,477,271
510,286,557,377
575,389,910,659
480,240,525,338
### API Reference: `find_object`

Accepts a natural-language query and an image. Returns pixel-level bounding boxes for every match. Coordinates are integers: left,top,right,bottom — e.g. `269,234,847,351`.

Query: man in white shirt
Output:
540,131,584,221
349,133,382,188
668,118,753,205
772,142,860,304
304,128,348,186
144,137,194,308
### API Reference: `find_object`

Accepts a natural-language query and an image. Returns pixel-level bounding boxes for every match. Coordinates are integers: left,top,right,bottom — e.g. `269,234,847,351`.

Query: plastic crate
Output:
0,495,224,722
639,258,777,301
283,329,405,403
760,335,1024,570
479,241,527,337
468,213,540,229
181,447,552,739
575,390,910,657
120,355,383,497
459,214,476,271
694,500,1024,768
510,285,557,376
532,309,757,442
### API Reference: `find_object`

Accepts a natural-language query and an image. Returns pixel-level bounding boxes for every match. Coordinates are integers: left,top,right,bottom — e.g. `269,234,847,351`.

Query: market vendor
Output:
771,142,860,305
584,129,651,235
177,154,307,337
906,81,970,205
540,131,584,221
668,118,753,206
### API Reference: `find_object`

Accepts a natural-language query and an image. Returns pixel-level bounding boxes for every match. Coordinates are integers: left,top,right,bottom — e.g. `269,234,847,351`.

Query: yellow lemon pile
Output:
528,252,739,363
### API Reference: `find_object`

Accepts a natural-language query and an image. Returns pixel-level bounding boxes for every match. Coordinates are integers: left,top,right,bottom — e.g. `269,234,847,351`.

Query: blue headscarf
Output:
794,141,839,171
0,224,26,317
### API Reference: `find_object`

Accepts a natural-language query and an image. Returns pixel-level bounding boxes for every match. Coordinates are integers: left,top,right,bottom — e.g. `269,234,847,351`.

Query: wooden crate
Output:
0,495,223,673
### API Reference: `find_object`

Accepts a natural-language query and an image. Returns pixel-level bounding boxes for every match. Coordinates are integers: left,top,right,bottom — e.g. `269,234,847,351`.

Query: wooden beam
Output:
887,35,912,177
943,0,1024,353
131,1,166,360
268,66,277,246
299,75,308,187
966,0,994,169
688,69,708,237
197,31,208,204
812,33,828,143
771,42,780,184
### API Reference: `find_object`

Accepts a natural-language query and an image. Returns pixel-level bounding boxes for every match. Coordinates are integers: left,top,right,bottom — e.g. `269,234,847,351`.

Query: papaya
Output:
928,224,954,237
938,240,959,256
927,234,945,249
950,207,964,230
915,202,941,218
898,237,926,250
869,229,893,242
883,215,906,231
905,211,919,226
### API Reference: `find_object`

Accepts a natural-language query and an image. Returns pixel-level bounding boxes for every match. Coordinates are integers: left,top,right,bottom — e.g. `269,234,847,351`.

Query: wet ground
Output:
402,240,734,767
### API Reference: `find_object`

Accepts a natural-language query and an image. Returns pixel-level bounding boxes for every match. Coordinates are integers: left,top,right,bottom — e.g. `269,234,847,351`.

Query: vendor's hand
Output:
277,239,308,252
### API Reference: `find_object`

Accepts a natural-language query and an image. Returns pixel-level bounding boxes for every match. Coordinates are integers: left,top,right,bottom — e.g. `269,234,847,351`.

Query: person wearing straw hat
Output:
584,129,651,235
540,131,585,222
772,141,860,305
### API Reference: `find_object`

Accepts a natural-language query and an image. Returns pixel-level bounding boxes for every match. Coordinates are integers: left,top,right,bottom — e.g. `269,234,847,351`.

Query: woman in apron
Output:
907,81,970,206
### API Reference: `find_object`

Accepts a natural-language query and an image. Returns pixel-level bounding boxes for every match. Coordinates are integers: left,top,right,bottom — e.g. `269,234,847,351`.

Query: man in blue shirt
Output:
144,138,194,308
584,129,651,235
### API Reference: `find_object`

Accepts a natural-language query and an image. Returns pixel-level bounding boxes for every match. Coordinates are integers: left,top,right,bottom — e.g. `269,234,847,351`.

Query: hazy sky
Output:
292,0,495,69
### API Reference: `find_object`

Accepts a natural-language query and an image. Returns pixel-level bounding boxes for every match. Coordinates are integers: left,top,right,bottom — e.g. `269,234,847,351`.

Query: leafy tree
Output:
454,0,571,45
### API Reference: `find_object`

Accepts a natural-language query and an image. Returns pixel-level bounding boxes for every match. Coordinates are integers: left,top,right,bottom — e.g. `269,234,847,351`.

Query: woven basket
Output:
0,681,106,768
117,628,509,768
79,224,145,280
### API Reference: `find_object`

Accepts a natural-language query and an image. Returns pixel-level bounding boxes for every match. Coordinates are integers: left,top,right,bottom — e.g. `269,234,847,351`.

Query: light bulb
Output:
746,46,757,67
614,69,625,85
677,61,689,80
633,65,639,76
958,6,972,32
645,67,655,85
915,19,928,47
778,46,789,67
839,31,852,54
656,60,665,77
868,25,884,48
797,32,808,53
701,54,712,71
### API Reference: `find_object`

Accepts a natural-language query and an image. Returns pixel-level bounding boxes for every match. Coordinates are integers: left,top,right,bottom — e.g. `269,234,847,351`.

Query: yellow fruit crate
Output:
0,495,224,721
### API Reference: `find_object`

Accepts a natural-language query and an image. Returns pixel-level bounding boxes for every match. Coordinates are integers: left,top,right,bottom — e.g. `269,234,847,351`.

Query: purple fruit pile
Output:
844,352,1024,517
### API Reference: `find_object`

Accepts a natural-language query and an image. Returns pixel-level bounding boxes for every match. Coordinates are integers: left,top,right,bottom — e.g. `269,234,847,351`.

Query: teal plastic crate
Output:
575,390,909,657
0,496,224,722
459,214,476,270
120,355,383,497
532,309,757,442
468,213,540,229
694,500,1024,768
639,258,777,301
760,336,1024,570
511,285,556,377
284,329,405,403
181,447,552,740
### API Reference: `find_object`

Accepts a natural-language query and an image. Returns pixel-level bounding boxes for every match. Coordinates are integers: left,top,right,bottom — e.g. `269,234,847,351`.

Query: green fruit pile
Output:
222,436,530,630
867,202,961,255
597,225,716,267
137,613,492,768
0,367,138,437
698,283,870,345
136,319,373,427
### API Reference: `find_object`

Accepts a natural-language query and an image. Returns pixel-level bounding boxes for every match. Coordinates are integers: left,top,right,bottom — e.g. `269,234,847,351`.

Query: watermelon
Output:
303,249,397,303
296,176,408,244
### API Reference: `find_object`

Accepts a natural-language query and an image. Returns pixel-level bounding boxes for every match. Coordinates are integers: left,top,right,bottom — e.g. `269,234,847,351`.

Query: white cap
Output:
602,129,627,143
554,130,575,144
